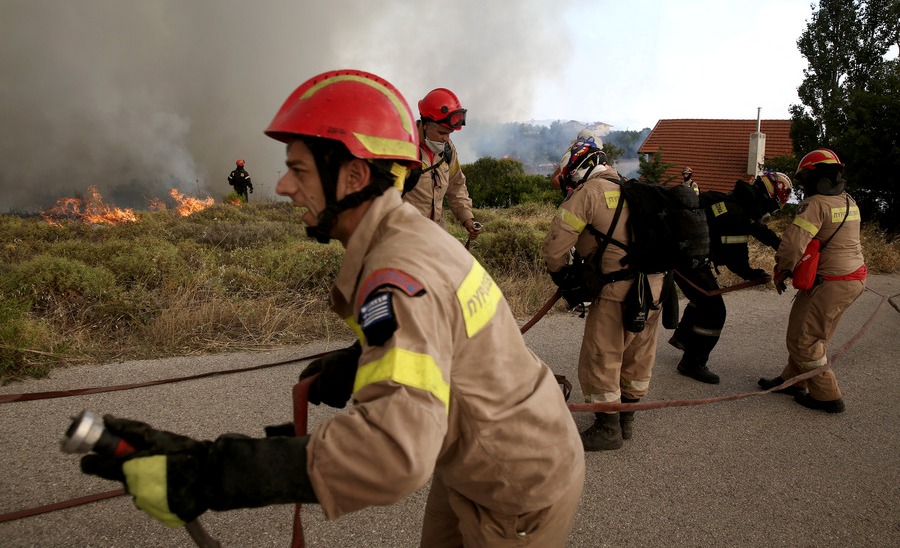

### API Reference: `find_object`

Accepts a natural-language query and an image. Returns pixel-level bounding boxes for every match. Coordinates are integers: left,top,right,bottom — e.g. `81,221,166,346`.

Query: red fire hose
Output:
290,375,316,548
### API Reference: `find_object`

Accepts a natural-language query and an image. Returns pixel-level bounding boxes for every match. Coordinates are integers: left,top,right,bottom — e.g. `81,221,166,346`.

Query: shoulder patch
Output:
710,202,728,217
796,202,809,215
359,292,396,347
357,268,426,309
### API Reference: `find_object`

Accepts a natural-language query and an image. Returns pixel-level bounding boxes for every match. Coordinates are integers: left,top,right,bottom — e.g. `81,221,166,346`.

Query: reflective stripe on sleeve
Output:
557,208,586,232
792,216,820,237
354,347,450,412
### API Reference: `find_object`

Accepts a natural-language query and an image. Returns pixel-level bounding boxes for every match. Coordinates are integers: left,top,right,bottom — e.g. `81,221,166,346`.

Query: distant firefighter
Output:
228,159,254,202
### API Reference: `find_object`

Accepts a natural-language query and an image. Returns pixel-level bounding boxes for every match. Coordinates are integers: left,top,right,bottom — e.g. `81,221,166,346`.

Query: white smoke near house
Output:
0,0,576,211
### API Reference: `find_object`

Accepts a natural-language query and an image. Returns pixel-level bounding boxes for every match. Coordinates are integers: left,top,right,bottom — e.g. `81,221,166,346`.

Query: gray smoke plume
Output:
0,0,575,212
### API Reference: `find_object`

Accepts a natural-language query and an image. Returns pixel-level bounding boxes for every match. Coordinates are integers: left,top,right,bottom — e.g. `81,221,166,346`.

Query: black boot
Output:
794,392,845,413
580,413,623,451
620,397,639,440
757,376,806,396
677,357,720,384
668,334,685,351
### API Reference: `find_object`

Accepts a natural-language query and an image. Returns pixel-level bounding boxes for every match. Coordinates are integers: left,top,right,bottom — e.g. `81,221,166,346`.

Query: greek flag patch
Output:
359,292,397,347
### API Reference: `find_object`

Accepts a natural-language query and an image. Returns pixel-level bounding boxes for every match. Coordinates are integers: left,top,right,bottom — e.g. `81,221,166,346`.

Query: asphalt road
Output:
1,274,898,547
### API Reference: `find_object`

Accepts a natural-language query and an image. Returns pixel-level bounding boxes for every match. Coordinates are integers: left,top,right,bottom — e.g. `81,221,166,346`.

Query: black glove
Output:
549,266,591,309
81,416,316,527
299,341,362,408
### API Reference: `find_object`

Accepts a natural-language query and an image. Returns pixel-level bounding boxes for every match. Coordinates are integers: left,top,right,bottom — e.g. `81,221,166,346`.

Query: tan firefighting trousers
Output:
419,463,585,548
578,297,661,403
780,279,866,401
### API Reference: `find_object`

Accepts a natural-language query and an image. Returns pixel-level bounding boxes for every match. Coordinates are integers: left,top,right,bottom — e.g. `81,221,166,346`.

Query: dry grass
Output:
1,202,897,383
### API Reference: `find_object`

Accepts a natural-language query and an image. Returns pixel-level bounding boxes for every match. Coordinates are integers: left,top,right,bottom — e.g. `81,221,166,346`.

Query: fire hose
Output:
0,281,896,542
60,410,221,548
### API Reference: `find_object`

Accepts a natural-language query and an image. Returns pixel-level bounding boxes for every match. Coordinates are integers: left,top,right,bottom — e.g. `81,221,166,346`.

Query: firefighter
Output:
228,159,254,201
669,172,792,383
542,142,664,451
682,166,699,194
403,88,482,242
760,149,866,413
80,70,584,546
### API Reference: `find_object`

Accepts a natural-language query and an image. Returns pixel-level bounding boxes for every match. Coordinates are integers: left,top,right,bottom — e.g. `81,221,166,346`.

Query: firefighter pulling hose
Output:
61,411,221,548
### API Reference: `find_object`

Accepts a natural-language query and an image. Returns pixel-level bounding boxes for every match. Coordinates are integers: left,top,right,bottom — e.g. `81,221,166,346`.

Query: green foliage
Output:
638,148,677,184
790,0,900,232
468,217,547,275
464,157,557,207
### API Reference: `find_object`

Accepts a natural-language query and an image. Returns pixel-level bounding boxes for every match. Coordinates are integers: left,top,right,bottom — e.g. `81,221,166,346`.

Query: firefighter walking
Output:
228,159,254,202
670,172,792,383
403,88,482,242
761,149,866,413
542,139,664,451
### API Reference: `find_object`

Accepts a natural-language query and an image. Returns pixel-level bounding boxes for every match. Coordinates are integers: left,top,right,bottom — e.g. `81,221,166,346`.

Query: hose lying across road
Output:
0,282,896,528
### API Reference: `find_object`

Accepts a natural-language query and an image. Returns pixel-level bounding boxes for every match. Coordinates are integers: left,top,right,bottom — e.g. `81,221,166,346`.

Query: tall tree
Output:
790,0,900,231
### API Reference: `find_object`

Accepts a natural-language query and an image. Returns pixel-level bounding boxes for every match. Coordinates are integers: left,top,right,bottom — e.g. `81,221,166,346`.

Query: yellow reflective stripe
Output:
798,355,828,369
831,206,861,222
456,259,503,338
557,208,586,232
604,190,621,209
355,132,418,162
711,202,728,217
123,456,185,528
344,317,364,343
301,75,413,135
720,235,749,244
354,347,450,411
792,216,820,236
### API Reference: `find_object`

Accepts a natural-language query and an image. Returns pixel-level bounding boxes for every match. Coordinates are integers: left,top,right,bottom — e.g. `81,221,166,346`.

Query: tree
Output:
638,148,677,185
790,0,900,231
463,157,553,207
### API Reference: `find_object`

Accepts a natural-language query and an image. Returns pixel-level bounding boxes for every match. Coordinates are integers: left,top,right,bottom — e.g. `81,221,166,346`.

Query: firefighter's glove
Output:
81,416,317,528
773,268,789,295
549,267,590,310
299,341,362,408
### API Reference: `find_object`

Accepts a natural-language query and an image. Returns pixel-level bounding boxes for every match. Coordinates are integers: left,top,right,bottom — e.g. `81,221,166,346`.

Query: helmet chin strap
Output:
307,176,395,244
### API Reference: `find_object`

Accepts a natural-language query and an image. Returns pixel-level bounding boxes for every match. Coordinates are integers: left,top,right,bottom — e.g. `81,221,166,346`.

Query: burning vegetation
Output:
41,185,216,225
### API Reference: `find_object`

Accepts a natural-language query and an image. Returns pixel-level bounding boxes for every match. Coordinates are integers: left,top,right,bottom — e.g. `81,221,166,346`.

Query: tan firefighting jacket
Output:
403,139,474,227
542,166,664,302
307,189,582,519
776,192,864,276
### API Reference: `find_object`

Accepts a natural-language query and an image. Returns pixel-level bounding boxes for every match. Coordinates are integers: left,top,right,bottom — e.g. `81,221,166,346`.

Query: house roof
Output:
637,119,793,193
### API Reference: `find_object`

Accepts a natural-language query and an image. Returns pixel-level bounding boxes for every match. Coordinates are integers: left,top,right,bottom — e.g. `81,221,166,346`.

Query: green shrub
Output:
0,298,54,382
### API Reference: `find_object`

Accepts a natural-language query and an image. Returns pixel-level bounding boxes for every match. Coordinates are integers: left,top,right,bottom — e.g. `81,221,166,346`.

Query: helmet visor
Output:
433,108,467,130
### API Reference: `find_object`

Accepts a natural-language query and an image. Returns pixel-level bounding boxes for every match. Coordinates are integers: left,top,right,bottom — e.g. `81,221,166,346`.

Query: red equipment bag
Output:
792,238,821,290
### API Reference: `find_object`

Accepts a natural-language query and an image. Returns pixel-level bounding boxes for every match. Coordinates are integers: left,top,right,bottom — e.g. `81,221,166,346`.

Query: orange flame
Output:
168,189,215,216
41,185,138,226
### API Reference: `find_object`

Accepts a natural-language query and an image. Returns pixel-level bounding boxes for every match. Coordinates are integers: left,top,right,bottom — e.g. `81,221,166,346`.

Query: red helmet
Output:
682,166,693,176
757,171,793,209
235,159,245,167
265,69,419,168
418,88,467,131
795,148,842,177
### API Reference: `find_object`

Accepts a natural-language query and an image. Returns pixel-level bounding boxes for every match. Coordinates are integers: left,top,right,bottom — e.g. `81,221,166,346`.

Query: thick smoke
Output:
0,0,575,212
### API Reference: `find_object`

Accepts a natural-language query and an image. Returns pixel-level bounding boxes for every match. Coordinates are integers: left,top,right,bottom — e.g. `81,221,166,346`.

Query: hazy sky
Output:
0,0,814,210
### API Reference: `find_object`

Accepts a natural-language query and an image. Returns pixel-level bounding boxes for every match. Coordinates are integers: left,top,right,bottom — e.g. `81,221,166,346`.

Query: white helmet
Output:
574,128,602,149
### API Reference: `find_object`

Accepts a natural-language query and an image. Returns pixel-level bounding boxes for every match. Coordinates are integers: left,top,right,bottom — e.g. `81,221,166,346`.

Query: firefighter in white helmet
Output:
759,148,866,413
542,141,665,451
403,88,482,241
80,70,583,546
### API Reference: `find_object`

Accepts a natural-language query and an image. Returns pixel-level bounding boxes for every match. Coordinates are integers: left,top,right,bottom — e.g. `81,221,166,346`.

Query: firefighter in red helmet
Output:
403,88,483,242
759,149,866,413
228,159,254,202
80,70,583,546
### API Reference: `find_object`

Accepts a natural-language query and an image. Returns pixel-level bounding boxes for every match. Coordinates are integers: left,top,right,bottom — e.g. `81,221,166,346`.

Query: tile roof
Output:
637,119,794,193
